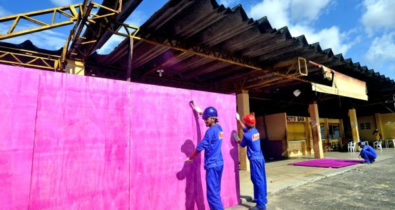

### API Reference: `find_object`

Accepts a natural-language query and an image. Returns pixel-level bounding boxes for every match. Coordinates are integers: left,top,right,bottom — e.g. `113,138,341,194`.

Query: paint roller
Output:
233,112,242,144
189,100,203,115
233,132,240,142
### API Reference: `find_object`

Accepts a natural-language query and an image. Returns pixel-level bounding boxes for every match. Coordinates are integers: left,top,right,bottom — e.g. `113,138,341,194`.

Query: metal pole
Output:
126,37,134,81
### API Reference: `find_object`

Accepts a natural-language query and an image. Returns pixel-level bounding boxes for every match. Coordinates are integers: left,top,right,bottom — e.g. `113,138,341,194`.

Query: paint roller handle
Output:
233,132,241,144
236,112,240,121
189,100,203,115
185,150,199,162
236,113,246,129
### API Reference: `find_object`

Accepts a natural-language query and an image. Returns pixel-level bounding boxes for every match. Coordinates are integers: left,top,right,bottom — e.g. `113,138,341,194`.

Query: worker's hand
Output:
189,100,203,115
233,132,240,141
236,113,240,121
185,157,193,162
195,106,203,115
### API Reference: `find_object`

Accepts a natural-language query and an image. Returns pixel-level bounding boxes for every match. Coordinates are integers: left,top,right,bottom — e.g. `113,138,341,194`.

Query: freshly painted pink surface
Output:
0,67,39,209
130,84,239,209
29,72,131,209
0,64,239,209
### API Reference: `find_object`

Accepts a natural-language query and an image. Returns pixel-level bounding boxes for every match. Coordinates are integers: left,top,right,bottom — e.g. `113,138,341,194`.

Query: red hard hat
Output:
243,114,256,126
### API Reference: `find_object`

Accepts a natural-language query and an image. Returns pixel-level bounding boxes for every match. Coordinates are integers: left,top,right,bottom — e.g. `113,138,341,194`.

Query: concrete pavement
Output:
227,148,395,209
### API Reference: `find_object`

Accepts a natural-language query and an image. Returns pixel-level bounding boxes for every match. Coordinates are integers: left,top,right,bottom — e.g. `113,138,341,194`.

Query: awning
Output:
311,69,368,101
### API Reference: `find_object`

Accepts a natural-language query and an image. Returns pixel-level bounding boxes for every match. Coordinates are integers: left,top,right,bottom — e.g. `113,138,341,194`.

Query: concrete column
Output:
348,108,360,143
236,90,250,171
308,102,324,158
65,59,85,75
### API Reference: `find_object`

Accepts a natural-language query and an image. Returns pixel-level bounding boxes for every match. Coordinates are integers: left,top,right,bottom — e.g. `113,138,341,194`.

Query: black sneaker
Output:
245,196,256,203
250,206,266,210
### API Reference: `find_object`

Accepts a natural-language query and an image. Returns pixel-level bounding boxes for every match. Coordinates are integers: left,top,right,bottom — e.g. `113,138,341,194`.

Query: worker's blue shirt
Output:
360,145,377,160
240,127,263,160
196,124,224,169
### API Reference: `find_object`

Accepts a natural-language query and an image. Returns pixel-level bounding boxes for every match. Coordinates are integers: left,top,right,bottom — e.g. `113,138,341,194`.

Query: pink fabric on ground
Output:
290,158,364,168
0,64,239,209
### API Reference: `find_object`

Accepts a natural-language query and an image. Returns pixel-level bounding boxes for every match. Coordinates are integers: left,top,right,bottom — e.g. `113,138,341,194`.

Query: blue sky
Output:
1,0,394,79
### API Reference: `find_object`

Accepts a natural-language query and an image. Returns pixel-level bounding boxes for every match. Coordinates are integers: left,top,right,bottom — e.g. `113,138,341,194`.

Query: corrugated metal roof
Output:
0,0,392,102
88,0,394,95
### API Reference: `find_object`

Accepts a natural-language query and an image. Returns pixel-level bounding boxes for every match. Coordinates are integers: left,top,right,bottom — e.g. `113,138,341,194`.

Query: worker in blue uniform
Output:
236,113,267,210
358,141,377,163
187,106,224,210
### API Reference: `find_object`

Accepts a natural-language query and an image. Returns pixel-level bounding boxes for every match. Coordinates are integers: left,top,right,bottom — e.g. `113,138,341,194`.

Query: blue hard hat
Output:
358,141,365,146
202,107,217,119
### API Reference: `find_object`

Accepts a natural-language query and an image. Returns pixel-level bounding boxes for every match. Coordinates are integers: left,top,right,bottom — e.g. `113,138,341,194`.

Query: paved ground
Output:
227,149,395,210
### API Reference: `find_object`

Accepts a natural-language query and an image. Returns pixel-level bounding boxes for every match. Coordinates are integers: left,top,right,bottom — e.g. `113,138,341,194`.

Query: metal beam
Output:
106,24,310,86
126,37,133,81
134,36,310,84
0,49,59,70
0,1,123,71
65,0,123,61
0,4,82,40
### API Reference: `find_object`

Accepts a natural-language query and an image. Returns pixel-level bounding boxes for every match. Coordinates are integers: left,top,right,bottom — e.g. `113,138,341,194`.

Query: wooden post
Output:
305,117,313,155
308,102,324,158
348,109,360,146
236,90,250,171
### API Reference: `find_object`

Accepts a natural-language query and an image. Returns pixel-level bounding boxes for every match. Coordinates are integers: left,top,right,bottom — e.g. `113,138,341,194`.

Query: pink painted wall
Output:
0,64,239,209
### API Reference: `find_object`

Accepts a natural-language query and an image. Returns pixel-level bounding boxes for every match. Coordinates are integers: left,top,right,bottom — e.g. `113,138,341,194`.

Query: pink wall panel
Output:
0,64,239,209
130,84,239,210
30,73,131,209
0,66,39,209
189,89,240,208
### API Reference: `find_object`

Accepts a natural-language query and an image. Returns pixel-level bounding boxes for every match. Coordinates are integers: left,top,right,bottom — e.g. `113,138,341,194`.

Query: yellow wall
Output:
358,113,395,140
358,115,376,141
286,116,342,156
287,122,308,157
319,118,341,141
287,140,307,157
381,113,395,139
287,122,306,140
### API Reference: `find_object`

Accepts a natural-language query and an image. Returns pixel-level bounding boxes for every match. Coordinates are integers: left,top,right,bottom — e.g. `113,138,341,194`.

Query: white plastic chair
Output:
384,139,395,149
348,142,356,152
387,139,395,149
373,140,383,151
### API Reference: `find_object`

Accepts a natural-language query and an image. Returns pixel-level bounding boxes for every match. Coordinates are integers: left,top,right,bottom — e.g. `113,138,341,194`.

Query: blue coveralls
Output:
240,127,267,210
360,145,377,163
196,124,224,210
